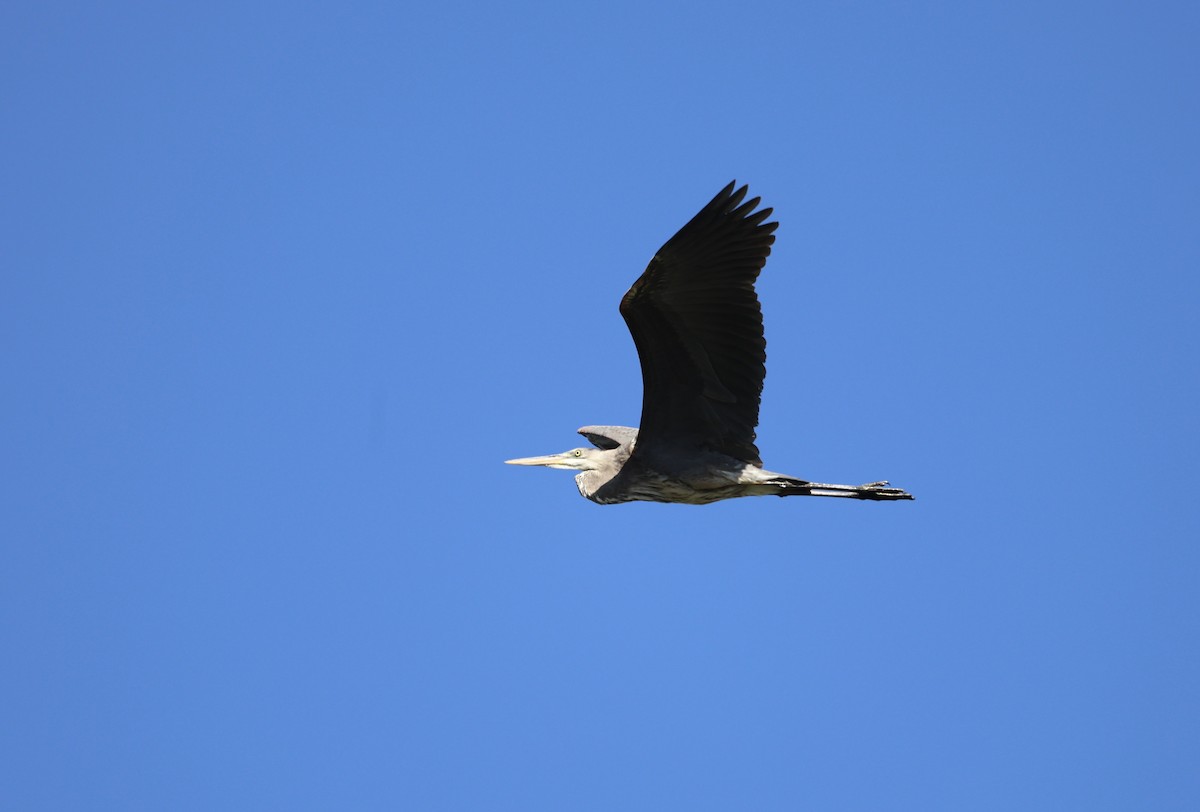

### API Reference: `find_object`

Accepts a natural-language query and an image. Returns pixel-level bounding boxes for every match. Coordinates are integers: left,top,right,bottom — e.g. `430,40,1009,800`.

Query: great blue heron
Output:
507,182,913,505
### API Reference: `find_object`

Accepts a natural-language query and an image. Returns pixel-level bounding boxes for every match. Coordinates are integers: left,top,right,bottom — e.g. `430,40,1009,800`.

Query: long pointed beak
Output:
504,453,568,467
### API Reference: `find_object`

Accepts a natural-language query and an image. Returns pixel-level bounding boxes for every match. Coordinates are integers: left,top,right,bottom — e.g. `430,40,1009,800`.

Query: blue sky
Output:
3,1,1198,809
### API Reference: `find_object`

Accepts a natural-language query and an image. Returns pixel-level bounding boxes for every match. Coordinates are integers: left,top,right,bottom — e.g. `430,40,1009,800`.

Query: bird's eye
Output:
573,450,582,457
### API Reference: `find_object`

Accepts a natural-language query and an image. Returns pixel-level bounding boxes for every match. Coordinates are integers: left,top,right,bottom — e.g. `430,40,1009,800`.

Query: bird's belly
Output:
589,475,746,505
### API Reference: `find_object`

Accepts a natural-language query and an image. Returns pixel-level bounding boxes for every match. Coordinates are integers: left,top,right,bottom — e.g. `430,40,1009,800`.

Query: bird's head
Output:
505,447,607,471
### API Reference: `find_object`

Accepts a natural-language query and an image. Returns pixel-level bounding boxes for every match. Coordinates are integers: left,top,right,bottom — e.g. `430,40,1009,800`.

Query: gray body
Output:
525,426,910,505
506,183,913,506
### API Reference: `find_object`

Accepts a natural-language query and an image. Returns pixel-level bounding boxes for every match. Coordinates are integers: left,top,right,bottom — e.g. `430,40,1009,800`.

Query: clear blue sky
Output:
3,2,1198,809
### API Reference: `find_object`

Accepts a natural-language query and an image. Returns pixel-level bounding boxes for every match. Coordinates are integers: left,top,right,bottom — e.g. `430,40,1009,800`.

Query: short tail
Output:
774,478,914,501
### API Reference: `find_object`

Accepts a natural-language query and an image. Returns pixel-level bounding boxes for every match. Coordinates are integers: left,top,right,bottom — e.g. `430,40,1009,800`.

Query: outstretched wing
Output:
619,181,778,466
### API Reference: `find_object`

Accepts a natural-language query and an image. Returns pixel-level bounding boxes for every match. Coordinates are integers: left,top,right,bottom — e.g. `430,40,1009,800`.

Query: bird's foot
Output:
858,480,914,500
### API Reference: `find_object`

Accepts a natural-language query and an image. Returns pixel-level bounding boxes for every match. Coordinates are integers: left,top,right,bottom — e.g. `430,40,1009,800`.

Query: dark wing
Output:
620,181,778,467
577,425,639,450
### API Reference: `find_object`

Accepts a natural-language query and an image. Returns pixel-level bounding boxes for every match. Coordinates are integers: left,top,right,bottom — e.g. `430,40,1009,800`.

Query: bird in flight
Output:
506,182,914,505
